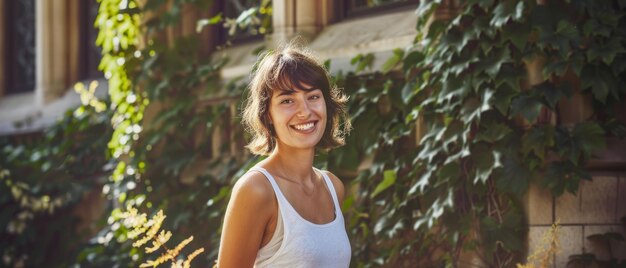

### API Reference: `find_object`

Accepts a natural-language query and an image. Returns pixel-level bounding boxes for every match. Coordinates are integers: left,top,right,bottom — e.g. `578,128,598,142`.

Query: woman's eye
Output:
309,95,321,100
280,99,293,104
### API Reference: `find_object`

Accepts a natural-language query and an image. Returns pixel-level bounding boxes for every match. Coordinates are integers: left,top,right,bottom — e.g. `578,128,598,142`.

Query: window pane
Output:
79,0,102,80
5,0,36,94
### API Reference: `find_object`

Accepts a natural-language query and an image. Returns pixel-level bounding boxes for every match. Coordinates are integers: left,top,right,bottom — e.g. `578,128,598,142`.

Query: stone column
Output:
269,0,327,48
67,0,80,84
179,3,217,57
36,0,73,104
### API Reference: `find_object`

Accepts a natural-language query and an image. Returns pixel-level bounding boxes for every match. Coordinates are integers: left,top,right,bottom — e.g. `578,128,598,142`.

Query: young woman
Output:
217,47,352,268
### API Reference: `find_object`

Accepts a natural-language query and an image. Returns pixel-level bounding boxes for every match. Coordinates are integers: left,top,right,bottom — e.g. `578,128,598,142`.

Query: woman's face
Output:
268,85,327,151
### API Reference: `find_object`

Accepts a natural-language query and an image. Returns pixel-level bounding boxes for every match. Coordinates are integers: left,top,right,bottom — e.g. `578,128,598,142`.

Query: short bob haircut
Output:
241,46,351,155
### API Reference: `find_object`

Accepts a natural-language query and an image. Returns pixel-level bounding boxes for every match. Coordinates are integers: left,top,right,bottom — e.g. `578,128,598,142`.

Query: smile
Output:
291,121,317,132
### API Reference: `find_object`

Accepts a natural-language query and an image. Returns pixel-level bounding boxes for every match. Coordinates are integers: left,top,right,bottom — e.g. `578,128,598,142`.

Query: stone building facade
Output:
1,0,624,266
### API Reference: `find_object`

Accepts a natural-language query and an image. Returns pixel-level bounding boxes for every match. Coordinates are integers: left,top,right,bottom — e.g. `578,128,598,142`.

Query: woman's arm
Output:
217,172,274,268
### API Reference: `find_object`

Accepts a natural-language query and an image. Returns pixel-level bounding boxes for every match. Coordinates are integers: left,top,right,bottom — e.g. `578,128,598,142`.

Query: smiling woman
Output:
241,46,351,155
217,46,352,268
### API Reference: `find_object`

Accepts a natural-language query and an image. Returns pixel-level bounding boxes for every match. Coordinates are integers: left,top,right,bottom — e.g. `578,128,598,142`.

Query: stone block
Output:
527,226,555,268
556,226,583,268
584,225,626,263
526,183,554,225
556,175,618,224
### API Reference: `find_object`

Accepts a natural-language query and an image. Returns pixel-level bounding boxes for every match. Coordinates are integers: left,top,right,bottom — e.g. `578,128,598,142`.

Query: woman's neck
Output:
266,145,316,183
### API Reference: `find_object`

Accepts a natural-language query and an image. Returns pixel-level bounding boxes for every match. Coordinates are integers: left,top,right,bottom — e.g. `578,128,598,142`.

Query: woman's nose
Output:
296,100,312,118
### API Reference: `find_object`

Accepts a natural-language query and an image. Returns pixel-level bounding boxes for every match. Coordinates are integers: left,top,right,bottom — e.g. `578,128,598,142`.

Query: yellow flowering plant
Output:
516,221,560,268
120,205,205,268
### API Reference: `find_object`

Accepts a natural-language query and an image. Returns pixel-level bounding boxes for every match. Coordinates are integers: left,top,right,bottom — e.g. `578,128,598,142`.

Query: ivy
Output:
3,0,624,266
0,95,112,267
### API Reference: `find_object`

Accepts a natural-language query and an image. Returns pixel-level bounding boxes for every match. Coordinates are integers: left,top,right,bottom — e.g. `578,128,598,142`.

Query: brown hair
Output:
241,46,351,155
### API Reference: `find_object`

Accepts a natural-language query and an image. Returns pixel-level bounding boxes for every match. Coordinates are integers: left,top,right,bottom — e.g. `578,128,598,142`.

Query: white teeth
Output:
294,122,314,131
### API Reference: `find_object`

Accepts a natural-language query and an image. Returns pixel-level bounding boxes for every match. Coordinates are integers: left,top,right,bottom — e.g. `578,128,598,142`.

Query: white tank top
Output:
250,167,351,268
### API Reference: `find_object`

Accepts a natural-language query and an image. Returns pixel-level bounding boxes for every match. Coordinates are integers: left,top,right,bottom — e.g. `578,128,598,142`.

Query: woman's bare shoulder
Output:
232,170,274,203
321,170,345,203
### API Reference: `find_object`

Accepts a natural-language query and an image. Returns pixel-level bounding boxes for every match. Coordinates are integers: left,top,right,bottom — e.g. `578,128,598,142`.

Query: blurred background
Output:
1,0,625,267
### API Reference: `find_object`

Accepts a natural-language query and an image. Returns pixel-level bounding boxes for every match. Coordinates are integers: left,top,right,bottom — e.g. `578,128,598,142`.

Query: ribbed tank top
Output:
250,167,351,268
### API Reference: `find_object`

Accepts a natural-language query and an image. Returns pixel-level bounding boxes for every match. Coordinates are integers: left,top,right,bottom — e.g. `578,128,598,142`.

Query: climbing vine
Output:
0,82,112,267
79,0,626,266
2,0,624,267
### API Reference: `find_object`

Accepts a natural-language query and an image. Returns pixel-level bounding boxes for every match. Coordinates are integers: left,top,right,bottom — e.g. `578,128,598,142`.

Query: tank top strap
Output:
248,167,291,206
314,168,342,213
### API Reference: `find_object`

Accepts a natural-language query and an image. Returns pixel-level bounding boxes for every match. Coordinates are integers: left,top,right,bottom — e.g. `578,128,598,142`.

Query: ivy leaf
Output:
381,48,404,74
534,81,562,109
502,22,530,51
495,63,524,92
555,126,580,164
401,82,418,104
495,155,530,197
350,54,363,65
437,162,460,184
612,55,626,74
475,47,511,79
472,143,498,184
371,169,397,198
358,54,375,72
521,126,555,160
540,20,581,57
403,51,425,74
543,58,569,77
581,64,620,103
490,1,524,28
493,83,518,115
196,13,222,33
586,37,625,65
439,75,470,104
409,168,432,195
442,120,465,150
583,18,611,38
510,94,543,122
476,121,512,143
351,53,375,73
500,212,524,251
440,28,464,53
460,89,493,124
572,122,606,159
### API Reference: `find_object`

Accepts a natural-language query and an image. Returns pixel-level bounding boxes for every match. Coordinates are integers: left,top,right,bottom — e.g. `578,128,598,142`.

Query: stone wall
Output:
526,172,626,267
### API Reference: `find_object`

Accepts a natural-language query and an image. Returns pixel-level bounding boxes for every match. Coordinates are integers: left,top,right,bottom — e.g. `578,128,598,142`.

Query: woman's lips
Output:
290,120,318,134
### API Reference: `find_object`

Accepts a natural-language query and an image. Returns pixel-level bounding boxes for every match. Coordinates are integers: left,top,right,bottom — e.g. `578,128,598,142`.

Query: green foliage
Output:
0,93,112,267
568,216,626,267
386,0,626,266
5,0,623,267
82,0,621,266
222,0,272,37
75,0,256,266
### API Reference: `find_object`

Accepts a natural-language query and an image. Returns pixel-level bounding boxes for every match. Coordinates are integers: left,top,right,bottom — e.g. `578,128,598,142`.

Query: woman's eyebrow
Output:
275,87,320,97
277,90,295,97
